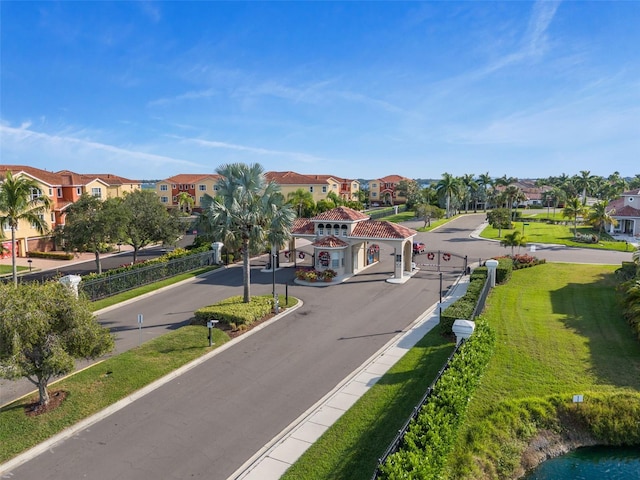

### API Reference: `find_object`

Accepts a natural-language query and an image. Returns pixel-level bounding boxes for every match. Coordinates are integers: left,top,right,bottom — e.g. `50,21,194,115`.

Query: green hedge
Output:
439,268,488,335
27,251,75,260
193,295,273,328
495,256,513,284
379,320,495,479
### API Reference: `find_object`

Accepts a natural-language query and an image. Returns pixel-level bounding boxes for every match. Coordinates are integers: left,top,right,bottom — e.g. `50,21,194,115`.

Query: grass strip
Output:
481,222,631,252
282,328,455,480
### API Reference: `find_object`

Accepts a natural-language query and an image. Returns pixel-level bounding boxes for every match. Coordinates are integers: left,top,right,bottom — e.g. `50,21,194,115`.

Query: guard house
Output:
291,206,417,282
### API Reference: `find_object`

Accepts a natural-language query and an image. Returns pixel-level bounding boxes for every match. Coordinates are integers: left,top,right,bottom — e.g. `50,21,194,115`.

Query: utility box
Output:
452,319,475,345
211,242,224,264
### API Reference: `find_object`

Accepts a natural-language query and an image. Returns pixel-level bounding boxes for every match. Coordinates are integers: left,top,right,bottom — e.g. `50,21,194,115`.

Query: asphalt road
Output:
2,215,634,479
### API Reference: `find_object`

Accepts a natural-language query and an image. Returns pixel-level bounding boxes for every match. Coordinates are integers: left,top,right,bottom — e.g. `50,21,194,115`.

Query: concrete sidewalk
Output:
229,274,471,480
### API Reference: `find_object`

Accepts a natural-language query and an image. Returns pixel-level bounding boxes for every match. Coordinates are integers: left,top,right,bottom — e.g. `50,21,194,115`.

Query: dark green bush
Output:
27,251,75,260
380,320,495,479
495,257,513,284
440,269,488,335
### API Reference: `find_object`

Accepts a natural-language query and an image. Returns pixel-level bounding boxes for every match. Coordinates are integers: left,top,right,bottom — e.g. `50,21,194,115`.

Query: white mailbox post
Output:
211,242,224,264
59,275,82,298
452,319,475,345
485,259,499,287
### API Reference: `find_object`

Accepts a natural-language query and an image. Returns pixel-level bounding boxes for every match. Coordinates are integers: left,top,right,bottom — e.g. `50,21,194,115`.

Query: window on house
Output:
172,196,177,203
317,224,324,236
172,184,176,189
161,197,168,203
30,188,42,200
333,184,337,189
372,183,377,188
372,192,377,197
199,184,206,191
199,196,205,204
333,224,340,236
48,188,53,196
91,187,102,198
191,184,195,189
160,184,168,191
322,186,327,193
309,186,314,193
214,185,219,191
341,225,348,237
51,213,55,222
76,187,82,195
57,188,63,197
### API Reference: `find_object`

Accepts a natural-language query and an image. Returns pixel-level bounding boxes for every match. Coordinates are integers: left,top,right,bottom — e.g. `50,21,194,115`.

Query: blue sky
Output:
1,1,639,181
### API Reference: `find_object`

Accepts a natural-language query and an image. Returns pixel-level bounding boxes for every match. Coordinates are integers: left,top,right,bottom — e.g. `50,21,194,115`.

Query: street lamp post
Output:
27,259,33,272
272,252,279,314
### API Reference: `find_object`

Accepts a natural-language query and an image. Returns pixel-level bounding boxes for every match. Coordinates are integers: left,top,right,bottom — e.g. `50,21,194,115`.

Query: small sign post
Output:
207,320,219,347
137,314,143,345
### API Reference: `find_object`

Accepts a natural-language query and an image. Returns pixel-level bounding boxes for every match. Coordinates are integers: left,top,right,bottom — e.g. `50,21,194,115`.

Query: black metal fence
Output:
80,250,216,301
371,272,492,479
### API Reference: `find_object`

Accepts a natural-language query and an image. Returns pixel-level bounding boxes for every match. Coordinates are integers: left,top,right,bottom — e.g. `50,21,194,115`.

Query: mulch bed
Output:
25,390,68,417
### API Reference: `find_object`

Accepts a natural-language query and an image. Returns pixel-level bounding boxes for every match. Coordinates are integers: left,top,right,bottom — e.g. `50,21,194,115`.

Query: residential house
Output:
607,189,640,238
155,174,222,211
368,175,410,206
265,171,335,203
0,165,140,257
305,175,360,202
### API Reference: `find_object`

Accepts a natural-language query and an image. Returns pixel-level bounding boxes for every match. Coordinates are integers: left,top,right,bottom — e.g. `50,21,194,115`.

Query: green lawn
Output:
446,264,640,479
481,221,632,252
0,265,27,275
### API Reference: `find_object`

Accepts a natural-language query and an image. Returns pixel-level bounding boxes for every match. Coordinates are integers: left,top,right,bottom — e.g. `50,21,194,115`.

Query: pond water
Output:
523,446,640,479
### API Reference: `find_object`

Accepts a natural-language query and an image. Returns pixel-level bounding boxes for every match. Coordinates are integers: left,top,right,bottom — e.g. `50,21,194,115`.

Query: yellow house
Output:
0,165,140,257
155,174,222,211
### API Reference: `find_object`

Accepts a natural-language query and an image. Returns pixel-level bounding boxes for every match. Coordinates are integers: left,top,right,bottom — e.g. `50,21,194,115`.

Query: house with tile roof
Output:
0,165,140,257
368,174,411,206
291,206,417,282
155,174,222,211
607,189,640,239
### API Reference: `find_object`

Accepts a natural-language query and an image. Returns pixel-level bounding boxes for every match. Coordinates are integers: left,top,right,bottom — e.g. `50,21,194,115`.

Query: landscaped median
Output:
0,294,297,465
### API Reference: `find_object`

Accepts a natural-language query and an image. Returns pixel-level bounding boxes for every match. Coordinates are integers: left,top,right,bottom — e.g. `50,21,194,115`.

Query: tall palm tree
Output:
0,172,52,286
573,170,596,205
199,163,294,303
562,197,586,237
587,201,617,236
436,173,461,218
460,174,477,213
504,185,523,220
476,172,492,211
549,186,566,218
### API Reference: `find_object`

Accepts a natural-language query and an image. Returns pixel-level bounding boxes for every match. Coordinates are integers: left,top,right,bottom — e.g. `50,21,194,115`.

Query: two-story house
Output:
155,174,222,211
0,165,140,257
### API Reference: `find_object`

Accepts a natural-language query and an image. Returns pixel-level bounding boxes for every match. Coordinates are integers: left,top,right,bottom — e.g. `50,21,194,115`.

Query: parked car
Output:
413,242,426,254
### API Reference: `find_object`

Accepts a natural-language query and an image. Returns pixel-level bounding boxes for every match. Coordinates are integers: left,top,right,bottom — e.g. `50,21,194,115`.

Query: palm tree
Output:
176,192,195,213
476,172,492,211
562,197,586,237
0,172,52,286
460,174,477,213
500,231,527,255
436,173,461,218
287,188,315,217
549,186,566,218
574,170,596,205
199,163,294,303
504,185,524,220
587,201,617,236
266,192,296,270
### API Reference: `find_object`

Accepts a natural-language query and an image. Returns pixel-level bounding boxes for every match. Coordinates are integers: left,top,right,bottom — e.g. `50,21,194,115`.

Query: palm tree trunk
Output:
242,238,251,303
11,227,17,287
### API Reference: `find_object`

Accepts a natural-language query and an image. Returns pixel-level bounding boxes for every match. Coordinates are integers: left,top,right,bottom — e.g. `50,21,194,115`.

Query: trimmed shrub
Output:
440,268,488,335
27,251,75,260
379,320,495,479
193,295,273,327
494,256,513,284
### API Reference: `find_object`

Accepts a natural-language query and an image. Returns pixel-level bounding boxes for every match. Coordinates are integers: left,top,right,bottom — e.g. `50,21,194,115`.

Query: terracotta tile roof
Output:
622,189,640,196
266,171,327,185
612,205,640,217
56,170,85,186
0,165,63,186
377,174,409,184
608,198,624,210
311,206,369,222
162,174,221,184
351,221,417,239
292,218,315,235
312,235,349,248
81,173,140,185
